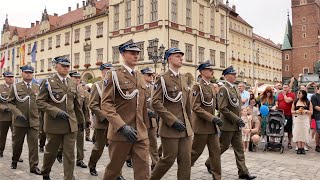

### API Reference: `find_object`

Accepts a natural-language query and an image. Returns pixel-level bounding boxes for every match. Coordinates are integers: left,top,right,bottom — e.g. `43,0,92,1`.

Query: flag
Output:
31,42,37,63
12,48,15,73
20,44,25,66
0,46,8,69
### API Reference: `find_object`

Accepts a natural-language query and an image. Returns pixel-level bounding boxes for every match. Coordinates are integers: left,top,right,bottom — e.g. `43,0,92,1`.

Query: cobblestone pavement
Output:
0,130,320,180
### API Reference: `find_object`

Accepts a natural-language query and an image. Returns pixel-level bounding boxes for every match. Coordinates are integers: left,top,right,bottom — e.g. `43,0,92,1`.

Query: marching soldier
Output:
69,72,90,168
141,67,159,170
150,47,193,180
0,71,14,158
190,62,222,180
7,65,41,175
88,63,113,176
36,57,84,180
218,66,256,180
101,40,149,180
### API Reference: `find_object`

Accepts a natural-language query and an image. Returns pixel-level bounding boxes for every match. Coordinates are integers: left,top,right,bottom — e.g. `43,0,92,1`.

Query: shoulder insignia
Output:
220,91,224,97
193,91,197,96
154,83,159,90
104,79,109,86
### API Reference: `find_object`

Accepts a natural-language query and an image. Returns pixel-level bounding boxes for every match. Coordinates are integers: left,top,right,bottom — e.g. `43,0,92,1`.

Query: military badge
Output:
56,94,60,98
193,91,197,96
154,84,159,90
220,92,224,97
104,79,109,86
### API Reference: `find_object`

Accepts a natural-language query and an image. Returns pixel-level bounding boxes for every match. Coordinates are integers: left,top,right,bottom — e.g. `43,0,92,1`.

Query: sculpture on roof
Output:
41,7,49,22
13,28,18,36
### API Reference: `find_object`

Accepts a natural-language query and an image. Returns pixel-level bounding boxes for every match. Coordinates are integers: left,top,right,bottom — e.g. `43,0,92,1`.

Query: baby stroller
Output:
263,109,286,153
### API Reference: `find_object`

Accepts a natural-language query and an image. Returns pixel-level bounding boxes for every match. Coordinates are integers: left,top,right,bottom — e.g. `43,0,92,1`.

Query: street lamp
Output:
239,71,244,81
147,38,165,73
273,77,278,82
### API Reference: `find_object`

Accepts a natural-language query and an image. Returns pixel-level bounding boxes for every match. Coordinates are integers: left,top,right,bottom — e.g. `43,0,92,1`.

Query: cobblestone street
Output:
0,131,320,180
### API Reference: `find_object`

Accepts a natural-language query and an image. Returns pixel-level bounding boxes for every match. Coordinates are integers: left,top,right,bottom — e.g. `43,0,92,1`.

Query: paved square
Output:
0,130,320,180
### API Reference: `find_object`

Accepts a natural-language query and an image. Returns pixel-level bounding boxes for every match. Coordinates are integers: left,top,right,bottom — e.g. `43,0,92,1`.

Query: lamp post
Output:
239,71,244,82
147,38,165,73
273,77,277,82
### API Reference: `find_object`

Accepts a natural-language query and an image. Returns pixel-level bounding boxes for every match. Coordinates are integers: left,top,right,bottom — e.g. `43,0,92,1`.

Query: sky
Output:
0,0,291,44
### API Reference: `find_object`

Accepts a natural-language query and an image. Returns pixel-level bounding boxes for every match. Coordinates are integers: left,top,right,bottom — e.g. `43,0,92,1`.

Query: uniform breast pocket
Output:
51,89,65,100
119,83,135,95
167,87,178,97
17,91,28,98
1,92,8,99
204,93,213,101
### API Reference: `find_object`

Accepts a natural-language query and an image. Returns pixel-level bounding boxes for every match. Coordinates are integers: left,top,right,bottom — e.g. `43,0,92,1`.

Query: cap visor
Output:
126,47,141,52
59,62,71,66
23,70,34,73
204,66,215,70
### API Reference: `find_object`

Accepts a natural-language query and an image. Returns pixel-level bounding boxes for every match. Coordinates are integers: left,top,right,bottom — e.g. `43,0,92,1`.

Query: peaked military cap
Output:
99,63,113,70
140,67,155,74
2,71,14,77
164,47,184,60
20,65,34,73
69,71,81,77
222,66,237,76
53,56,70,66
197,61,215,71
119,39,141,54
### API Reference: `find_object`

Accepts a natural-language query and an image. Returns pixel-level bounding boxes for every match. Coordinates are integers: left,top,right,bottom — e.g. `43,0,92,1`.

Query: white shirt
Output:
56,73,67,85
123,64,135,75
24,81,32,88
169,67,179,77
202,78,211,85
4,83,10,88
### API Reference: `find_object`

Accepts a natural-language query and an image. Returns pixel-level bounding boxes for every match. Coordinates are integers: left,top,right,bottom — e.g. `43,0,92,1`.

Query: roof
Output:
229,14,253,28
253,33,280,49
1,0,108,47
281,16,292,50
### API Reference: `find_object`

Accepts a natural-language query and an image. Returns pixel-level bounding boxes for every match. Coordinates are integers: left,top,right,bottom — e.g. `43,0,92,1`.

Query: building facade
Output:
282,0,320,81
0,0,281,86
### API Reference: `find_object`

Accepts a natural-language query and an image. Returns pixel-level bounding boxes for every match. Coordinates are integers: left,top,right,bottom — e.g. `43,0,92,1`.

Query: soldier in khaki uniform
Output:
39,110,46,153
101,40,149,180
69,72,90,168
190,62,223,180
141,67,159,170
150,47,193,180
0,72,14,158
88,63,113,176
36,57,84,180
7,65,41,175
218,66,256,180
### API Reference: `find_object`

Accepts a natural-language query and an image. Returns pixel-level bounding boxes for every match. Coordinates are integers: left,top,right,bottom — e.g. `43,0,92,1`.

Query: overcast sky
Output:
0,0,291,44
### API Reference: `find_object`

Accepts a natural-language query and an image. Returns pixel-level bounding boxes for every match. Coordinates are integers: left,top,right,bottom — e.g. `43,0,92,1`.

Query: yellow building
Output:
0,0,281,85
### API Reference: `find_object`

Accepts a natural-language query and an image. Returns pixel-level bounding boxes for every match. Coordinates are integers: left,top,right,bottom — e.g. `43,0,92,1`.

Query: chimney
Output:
232,5,236,12
31,23,35,27
68,7,71,12
36,21,39,25
77,3,79,9
54,13,58,16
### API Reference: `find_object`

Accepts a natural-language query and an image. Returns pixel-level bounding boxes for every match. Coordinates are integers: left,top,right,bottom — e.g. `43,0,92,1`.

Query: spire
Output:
2,14,9,33
41,7,49,22
281,12,292,50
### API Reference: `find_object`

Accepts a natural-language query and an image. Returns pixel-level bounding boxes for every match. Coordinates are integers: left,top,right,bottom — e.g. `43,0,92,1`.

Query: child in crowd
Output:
241,107,252,152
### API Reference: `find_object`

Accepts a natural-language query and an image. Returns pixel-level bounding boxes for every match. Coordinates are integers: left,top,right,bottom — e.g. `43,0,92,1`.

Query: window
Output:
304,53,307,59
15,65,19,75
198,47,205,63
302,17,306,22
300,0,307,5
74,53,80,65
220,52,225,68
114,4,120,30
248,42,251,49
74,29,80,43
199,5,204,31
285,65,289,71
65,32,70,45
151,0,158,22
302,25,306,31
16,47,20,57
48,37,52,49
40,59,44,72
136,42,144,61
137,0,144,25
97,22,104,37
210,49,216,66
171,39,179,48
96,48,103,62
185,43,193,62
125,0,132,27
41,39,45,51
112,46,120,63
56,34,61,47
85,26,91,40
34,61,37,73
303,67,309,74
302,33,306,38
220,15,225,38
85,51,91,64
186,0,192,27
28,44,31,54
171,0,178,22
243,40,246,47
48,58,52,70
210,7,215,35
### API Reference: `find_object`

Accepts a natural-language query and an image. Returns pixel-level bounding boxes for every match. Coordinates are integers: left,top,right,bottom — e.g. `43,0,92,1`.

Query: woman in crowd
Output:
260,87,277,142
291,90,313,154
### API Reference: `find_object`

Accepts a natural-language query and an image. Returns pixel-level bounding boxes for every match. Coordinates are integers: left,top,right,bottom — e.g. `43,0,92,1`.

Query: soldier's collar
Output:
123,64,135,75
56,73,67,83
225,81,234,88
4,83,10,88
201,78,211,85
23,81,32,86
169,67,179,77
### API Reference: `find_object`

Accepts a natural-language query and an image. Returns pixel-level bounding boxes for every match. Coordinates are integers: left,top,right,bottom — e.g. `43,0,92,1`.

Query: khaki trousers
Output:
148,127,159,167
41,132,77,180
76,129,84,161
12,126,39,171
150,136,192,180
191,133,221,180
103,139,150,180
0,121,12,154
88,129,106,168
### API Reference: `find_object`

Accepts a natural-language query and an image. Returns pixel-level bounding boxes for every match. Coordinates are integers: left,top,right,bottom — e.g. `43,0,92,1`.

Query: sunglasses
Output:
62,65,70,68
